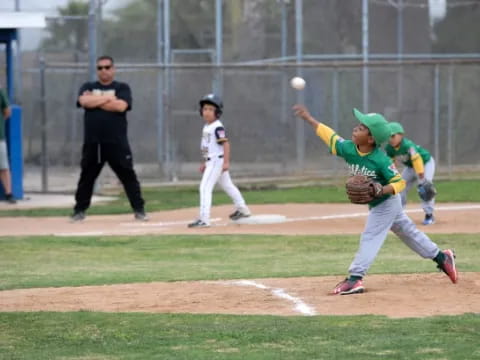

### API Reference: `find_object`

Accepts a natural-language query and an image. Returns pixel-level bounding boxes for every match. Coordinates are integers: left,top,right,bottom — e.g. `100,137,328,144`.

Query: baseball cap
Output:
352,108,390,145
388,122,405,135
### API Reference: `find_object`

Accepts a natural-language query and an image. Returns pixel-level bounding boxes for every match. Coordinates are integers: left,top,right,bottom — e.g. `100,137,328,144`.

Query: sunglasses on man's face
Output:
97,65,112,71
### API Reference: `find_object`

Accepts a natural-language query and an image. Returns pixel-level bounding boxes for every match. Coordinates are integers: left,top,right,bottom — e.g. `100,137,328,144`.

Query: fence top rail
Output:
43,58,480,70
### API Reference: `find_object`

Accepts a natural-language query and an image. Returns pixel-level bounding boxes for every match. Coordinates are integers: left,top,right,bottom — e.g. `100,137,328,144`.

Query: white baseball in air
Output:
290,76,306,90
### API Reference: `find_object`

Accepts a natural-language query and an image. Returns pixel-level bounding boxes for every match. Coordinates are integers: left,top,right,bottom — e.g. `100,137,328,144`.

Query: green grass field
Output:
1,179,479,359
1,233,479,359
1,312,479,360
0,179,479,217
0,234,477,291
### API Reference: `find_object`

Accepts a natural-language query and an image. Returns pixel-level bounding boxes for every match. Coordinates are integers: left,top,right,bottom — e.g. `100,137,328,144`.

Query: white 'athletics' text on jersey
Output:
201,119,228,159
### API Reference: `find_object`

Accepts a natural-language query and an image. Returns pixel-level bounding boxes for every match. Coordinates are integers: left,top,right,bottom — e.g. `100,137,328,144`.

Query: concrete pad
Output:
0,193,117,210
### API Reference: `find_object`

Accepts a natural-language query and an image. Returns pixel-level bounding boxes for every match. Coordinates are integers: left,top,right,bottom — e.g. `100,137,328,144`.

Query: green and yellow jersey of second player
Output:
385,138,431,175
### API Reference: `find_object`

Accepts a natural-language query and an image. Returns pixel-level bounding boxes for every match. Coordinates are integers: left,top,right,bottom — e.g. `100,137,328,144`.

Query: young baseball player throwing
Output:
385,122,436,225
293,104,457,295
188,94,251,228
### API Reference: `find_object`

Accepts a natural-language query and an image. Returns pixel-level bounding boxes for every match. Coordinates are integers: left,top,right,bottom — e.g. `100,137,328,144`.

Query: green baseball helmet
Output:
352,108,390,145
388,122,405,135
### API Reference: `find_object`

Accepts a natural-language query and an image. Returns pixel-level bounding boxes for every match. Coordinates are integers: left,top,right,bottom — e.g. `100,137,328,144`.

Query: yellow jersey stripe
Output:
316,123,339,155
389,174,406,194
411,153,425,174
355,147,371,157
330,134,339,155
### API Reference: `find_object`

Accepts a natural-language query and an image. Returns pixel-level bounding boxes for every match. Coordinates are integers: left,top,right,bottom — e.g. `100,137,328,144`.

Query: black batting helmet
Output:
199,93,223,117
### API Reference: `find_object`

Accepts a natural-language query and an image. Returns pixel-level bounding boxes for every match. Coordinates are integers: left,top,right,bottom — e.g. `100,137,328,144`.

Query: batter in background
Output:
293,104,457,295
385,122,436,225
188,94,251,228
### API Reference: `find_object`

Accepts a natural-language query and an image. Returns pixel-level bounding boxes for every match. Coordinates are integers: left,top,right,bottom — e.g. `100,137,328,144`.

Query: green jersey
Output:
385,138,431,168
0,89,9,140
333,138,402,207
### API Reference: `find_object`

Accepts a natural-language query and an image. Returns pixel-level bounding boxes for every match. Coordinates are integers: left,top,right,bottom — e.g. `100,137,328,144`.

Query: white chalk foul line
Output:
284,204,480,223
417,204,480,211
55,204,480,236
54,231,105,237
231,280,317,316
55,228,165,237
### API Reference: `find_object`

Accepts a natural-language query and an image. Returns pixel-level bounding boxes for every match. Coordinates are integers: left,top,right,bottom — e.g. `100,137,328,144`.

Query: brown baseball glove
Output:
345,175,383,204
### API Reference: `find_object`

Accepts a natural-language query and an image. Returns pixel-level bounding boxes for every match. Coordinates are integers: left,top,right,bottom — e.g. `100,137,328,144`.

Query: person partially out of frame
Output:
0,87,16,204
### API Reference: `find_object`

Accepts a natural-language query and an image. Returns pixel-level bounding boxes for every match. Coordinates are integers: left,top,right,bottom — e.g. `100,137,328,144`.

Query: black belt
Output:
206,155,224,161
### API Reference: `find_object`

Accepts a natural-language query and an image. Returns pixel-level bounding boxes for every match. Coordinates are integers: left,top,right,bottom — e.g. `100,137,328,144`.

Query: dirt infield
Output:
1,202,480,237
2,273,479,318
1,203,480,318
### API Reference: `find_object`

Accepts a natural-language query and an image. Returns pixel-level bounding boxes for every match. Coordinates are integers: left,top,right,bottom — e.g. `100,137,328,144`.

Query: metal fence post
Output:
447,64,454,177
214,0,223,95
88,0,97,81
39,57,48,193
433,64,440,167
295,0,304,170
14,0,22,104
163,0,173,180
332,69,339,175
280,0,288,124
396,0,404,111
362,0,369,112
156,0,164,172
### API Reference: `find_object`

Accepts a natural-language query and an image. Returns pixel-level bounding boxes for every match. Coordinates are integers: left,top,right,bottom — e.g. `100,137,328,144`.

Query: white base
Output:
233,214,287,225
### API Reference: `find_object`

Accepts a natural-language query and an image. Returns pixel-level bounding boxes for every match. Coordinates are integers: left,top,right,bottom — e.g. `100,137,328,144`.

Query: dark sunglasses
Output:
97,65,112,71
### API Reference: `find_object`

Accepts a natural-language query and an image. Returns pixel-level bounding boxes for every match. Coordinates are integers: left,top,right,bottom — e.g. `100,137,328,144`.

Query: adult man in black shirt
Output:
71,55,147,222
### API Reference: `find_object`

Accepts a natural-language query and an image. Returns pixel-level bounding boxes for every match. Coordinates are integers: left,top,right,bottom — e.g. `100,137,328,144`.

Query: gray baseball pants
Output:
401,157,436,215
349,194,440,277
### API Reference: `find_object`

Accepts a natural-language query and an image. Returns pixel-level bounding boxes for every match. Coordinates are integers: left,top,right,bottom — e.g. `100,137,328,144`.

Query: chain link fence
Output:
4,0,480,191
19,59,480,191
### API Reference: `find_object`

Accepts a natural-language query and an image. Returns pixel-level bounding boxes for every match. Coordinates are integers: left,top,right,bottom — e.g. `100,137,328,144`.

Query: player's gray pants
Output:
400,157,436,215
199,157,248,224
348,194,440,278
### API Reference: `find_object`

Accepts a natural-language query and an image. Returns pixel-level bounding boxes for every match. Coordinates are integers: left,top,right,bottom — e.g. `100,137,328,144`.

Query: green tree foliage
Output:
43,0,218,62
102,0,156,61
101,0,284,62
431,5,480,163
42,0,89,54
103,0,215,62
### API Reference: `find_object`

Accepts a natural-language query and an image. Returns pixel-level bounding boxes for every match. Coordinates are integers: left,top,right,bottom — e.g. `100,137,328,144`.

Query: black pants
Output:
74,142,145,213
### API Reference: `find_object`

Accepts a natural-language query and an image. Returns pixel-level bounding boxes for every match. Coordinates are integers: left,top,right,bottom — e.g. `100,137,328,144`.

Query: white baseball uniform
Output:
197,119,249,225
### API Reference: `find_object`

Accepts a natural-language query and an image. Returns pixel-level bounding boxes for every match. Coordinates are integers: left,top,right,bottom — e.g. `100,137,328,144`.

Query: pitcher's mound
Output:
1,273,478,317
233,214,286,225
